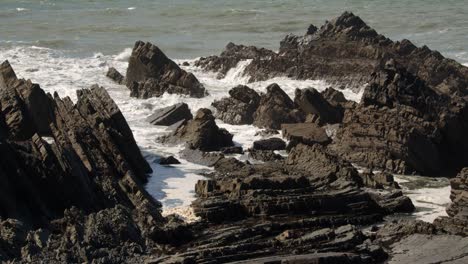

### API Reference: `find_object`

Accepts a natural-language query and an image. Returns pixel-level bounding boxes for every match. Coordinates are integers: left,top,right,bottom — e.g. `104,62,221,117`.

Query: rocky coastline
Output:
1,11,468,264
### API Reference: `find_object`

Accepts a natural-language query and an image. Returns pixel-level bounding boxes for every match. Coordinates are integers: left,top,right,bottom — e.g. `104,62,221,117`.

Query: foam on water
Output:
394,175,451,223
0,46,451,222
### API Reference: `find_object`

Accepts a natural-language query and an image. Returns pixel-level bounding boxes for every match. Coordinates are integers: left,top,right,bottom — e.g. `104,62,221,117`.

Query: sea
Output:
1,0,465,222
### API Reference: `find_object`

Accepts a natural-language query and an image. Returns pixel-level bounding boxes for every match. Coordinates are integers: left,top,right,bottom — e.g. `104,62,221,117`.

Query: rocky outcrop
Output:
0,61,169,263
160,108,234,151
106,67,125,84
331,60,468,175
294,88,343,124
195,12,468,95
126,41,206,98
147,103,193,126
212,85,260,125
253,83,304,129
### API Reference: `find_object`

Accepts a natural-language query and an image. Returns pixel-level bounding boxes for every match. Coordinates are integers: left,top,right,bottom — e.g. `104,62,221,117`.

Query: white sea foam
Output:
128,7,136,10
0,46,447,223
115,48,133,62
394,175,451,223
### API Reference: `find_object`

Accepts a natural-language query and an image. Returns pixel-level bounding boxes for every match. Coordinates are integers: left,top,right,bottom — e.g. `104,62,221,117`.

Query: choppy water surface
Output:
1,0,464,221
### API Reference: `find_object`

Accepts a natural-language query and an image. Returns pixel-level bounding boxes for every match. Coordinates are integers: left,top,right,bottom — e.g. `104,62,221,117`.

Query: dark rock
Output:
252,137,286,151
294,88,343,124
321,87,349,106
281,123,331,147
196,12,468,95
160,108,234,151
212,85,260,125
371,191,415,214
253,83,304,129
126,41,206,98
331,61,468,176
182,62,190,66
0,60,55,137
147,103,193,126
159,156,180,165
0,62,163,263
106,67,125,84
220,146,243,154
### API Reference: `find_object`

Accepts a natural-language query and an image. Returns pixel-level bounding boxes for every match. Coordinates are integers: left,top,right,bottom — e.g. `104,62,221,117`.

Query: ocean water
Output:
1,0,465,222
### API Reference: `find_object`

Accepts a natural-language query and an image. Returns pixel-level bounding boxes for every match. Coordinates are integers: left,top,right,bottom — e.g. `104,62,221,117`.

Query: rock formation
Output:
0,61,173,263
294,88,343,124
195,12,468,95
212,85,260,125
253,83,304,129
160,108,234,151
147,103,193,126
331,60,468,175
126,41,206,98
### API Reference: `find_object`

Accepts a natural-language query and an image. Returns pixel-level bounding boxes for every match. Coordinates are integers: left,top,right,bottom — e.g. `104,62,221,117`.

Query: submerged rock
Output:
126,41,206,98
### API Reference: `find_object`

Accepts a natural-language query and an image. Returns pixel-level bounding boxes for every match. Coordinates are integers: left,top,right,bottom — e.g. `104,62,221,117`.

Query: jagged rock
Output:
321,87,349,106
252,137,286,151
196,12,468,95
126,41,206,98
212,85,260,125
147,103,193,126
281,123,331,148
106,67,125,84
253,83,304,129
160,108,234,151
0,60,55,137
159,156,180,165
294,88,343,124
0,62,163,263
331,60,468,175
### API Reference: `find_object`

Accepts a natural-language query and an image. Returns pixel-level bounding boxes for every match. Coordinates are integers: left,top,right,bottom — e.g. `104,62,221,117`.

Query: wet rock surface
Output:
126,41,206,99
